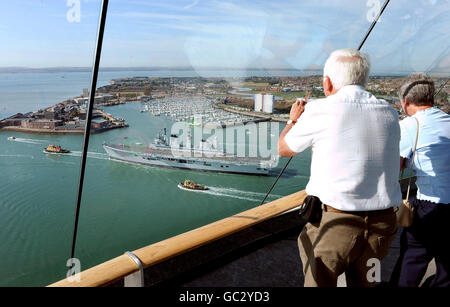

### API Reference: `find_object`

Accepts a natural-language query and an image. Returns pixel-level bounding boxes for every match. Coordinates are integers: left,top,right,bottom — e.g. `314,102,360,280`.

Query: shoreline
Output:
0,125,127,135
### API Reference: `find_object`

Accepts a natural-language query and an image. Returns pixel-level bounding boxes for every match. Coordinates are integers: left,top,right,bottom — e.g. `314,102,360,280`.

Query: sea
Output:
0,69,311,286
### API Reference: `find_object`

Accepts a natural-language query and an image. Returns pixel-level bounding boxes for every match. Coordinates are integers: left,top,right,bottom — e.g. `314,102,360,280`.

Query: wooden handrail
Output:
48,190,307,287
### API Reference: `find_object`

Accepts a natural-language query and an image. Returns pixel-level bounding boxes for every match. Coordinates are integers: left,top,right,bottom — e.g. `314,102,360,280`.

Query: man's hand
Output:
278,97,308,157
290,98,308,121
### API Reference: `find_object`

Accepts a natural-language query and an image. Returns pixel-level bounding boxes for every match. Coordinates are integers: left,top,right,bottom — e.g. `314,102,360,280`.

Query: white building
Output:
254,93,273,113
254,94,263,112
263,94,273,113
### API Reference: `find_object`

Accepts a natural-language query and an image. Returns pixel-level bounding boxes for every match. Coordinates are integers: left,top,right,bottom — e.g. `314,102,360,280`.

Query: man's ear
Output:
323,76,333,96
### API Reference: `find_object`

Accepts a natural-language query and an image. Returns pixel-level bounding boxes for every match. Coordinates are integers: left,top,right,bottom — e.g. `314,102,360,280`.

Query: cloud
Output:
184,22,267,71
400,14,411,20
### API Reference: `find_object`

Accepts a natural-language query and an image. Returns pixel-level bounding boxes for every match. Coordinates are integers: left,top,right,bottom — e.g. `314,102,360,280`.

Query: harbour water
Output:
0,70,311,286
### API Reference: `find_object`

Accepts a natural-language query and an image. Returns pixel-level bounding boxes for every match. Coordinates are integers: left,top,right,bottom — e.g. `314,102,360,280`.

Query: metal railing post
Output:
124,251,145,287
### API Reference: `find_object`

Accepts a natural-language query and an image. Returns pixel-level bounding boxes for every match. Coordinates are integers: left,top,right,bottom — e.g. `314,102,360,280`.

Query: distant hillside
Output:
0,66,324,74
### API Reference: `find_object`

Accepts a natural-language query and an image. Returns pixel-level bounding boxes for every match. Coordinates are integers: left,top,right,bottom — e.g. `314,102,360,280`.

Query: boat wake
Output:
8,137,48,145
66,151,109,160
208,187,283,202
0,154,34,159
178,185,283,203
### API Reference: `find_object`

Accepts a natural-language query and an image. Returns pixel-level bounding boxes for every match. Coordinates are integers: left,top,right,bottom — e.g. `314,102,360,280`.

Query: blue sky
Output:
0,0,448,74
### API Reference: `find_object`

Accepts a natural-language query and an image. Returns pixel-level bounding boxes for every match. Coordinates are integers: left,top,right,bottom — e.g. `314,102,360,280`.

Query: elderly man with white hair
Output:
278,48,402,287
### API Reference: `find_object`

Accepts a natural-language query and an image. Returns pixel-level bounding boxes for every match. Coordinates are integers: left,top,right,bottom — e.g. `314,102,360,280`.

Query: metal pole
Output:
70,0,109,262
357,0,390,51
435,77,449,97
259,156,292,206
259,0,391,206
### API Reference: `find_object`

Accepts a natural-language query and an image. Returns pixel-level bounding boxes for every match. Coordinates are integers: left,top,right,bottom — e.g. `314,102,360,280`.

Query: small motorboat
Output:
44,144,70,154
7,136,16,141
178,180,209,191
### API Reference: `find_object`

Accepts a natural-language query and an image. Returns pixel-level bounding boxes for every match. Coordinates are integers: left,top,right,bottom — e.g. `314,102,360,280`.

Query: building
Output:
74,97,89,105
22,119,63,129
263,94,274,114
92,120,109,129
2,118,24,127
74,94,115,106
254,94,263,112
254,93,273,114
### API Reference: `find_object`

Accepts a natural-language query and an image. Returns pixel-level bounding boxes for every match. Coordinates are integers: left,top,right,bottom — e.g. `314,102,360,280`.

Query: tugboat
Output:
178,180,209,191
44,144,71,154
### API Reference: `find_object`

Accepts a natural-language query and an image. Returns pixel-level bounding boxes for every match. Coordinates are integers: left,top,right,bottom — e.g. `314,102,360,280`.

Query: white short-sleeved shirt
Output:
285,85,402,211
399,107,450,204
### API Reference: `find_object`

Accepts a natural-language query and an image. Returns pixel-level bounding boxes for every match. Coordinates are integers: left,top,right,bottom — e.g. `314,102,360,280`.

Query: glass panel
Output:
0,1,100,286
1,0,448,286
72,0,373,277
362,0,450,112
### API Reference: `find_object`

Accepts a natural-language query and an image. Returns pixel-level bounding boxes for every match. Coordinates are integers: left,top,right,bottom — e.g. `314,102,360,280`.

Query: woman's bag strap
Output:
406,117,420,202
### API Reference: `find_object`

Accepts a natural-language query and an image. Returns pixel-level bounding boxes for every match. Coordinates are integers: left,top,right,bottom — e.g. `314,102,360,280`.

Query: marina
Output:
139,96,267,129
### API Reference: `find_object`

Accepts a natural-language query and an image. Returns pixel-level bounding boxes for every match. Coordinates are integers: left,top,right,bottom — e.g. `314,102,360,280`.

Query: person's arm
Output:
278,98,308,157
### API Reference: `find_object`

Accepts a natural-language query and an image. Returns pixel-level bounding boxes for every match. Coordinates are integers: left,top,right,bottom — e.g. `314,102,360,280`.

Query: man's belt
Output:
323,205,394,217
